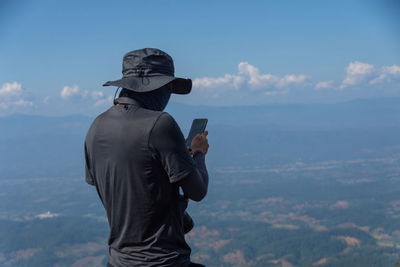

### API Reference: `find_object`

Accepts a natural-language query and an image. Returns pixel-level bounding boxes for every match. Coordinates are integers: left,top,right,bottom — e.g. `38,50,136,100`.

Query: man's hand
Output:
191,131,209,155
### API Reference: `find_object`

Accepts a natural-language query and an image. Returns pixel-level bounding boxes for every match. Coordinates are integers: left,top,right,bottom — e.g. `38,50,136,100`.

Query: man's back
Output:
85,98,194,267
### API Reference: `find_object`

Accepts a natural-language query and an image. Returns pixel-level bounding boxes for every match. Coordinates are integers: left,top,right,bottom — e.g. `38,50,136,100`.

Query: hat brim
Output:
103,76,192,95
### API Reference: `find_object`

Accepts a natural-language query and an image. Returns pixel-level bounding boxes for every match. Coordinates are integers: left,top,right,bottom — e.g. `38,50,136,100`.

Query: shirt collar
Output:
114,97,144,107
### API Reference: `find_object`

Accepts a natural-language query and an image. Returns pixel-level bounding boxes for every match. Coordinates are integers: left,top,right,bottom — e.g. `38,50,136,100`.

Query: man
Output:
84,48,209,267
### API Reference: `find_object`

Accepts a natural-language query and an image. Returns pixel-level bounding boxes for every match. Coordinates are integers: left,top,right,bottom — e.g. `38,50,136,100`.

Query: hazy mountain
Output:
1,97,399,179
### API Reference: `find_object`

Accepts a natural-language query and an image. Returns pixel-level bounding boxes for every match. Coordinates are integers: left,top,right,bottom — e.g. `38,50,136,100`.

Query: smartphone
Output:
186,118,208,148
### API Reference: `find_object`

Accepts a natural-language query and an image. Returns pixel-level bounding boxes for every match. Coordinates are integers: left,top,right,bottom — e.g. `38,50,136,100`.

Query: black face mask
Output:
119,84,172,111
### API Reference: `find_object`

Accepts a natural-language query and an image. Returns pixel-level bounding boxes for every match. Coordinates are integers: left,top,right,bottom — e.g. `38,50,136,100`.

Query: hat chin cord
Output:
113,87,121,105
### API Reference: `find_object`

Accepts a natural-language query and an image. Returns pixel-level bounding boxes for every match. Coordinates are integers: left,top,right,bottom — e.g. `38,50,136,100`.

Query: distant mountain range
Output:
166,97,400,130
1,97,399,179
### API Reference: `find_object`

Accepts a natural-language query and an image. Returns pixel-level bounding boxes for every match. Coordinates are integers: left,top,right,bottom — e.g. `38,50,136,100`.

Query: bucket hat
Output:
103,48,192,94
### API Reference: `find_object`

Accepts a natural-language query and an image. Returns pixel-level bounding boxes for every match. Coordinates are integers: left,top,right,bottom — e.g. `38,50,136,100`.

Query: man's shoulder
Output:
135,109,176,131
87,107,178,136
153,112,179,130
88,107,175,134
149,112,185,143
93,106,165,122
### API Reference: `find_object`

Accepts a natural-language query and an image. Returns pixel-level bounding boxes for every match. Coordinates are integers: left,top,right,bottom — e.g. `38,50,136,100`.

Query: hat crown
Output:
103,48,191,95
122,48,175,78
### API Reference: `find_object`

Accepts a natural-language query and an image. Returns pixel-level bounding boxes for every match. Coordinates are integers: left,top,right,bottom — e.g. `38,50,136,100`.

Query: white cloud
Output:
43,96,50,104
94,95,113,107
237,62,279,88
60,86,111,106
91,91,113,106
2,60,399,112
193,74,244,90
185,60,400,105
341,61,375,88
0,81,22,97
193,62,309,94
237,62,309,89
277,74,309,88
315,80,334,89
386,65,400,76
60,85,88,100
340,62,400,88
91,91,104,99
0,82,34,110
59,85,113,109
370,65,400,84
14,99,34,107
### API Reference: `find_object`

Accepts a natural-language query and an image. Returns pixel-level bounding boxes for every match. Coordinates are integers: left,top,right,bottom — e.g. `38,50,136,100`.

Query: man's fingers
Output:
194,131,208,140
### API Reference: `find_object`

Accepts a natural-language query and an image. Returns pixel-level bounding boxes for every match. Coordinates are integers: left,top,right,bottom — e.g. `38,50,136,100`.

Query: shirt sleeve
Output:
150,112,196,183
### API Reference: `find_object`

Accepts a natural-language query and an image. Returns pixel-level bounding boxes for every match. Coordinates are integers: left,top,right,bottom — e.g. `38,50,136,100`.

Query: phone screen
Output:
186,118,208,148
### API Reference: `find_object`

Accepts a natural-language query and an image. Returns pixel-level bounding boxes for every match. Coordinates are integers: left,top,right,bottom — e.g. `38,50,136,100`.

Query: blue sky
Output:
0,0,399,115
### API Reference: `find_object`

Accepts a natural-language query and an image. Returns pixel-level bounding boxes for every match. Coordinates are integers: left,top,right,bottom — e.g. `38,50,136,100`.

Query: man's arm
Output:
149,113,209,201
178,150,209,201
178,131,209,201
